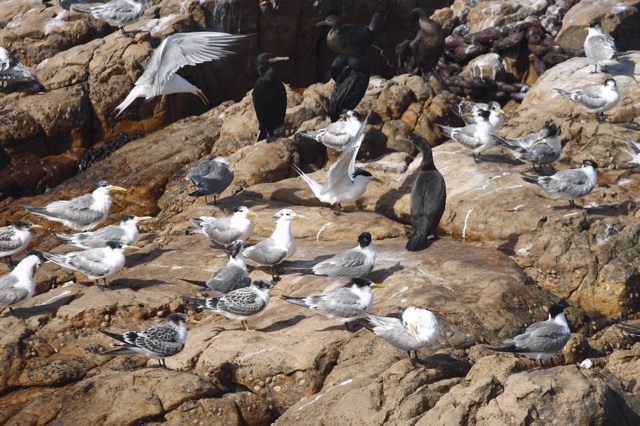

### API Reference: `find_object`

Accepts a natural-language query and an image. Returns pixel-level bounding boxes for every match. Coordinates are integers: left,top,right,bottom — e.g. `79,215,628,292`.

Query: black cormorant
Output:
410,8,445,76
252,52,289,142
317,14,381,56
328,54,370,122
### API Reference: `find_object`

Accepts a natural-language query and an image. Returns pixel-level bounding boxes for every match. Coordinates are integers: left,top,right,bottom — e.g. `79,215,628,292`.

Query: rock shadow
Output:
108,278,166,290
126,248,174,267
368,261,404,282
258,314,307,332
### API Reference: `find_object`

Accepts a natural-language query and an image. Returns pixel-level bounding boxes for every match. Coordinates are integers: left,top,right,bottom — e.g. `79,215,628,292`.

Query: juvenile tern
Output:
521,159,598,209
22,181,126,231
405,135,446,252
555,78,620,121
189,205,256,246
114,32,253,116
495,123,561,172
186,157,234,204
328,55,370,122
55,215,151,249
44,241,139,287
182,240,251,294
71,0,143,31
99,313,198,367
439,109,498,162
253,53,289,142
584,22,618,73
620,136,640,166
0,252,46,316
0,48,40,84
448,100,505,129
312,231,376,278
362,306,440,366
489,304,571,362
282,277,386,330
294,110,362,151
0,220,42,265
183,279,282,331
243,209,309,279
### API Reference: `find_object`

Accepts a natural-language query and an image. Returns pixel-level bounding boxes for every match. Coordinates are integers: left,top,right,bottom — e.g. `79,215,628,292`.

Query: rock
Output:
467,1,538,34
460,52,507,81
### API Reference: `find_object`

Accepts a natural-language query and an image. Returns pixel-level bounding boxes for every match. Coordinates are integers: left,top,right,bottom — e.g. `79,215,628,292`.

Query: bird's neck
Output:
272,220,293,242
229,253,247,269
92,188,113,209
13,257,38,281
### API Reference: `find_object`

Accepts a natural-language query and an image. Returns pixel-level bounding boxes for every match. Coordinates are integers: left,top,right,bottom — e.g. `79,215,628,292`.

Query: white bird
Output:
55,215,151,249
282,278,386,330
71,0,143,31
186,157,234,204
294,110,362,152
183,279,282,331
448,100,505,129
583,21,618,73
0,252,46,316
243,209,309,279
0,220,42,265
292,110,384,212
44,241,139,287
489,304,571,362
521,159,598,209
312,231,376,278
362,306,440,367
438,109,498,162
114,32,253,116
99,313,198,367
495,123,561,172
555,78,620,121
0,47,40,84
189,205,256,246
620,136,640,166
21,181,127,231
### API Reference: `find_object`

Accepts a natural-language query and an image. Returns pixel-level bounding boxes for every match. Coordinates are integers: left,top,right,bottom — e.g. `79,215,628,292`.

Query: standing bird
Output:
317,14,382,56
54,215,151,249
183,279,282,331
0,47,41,86
405,135,446,252
0,252,47,316
312,231,376,278
115,32,253,116
282,277,386,330
521,160,598,209
328,55,370,122
99,313,198,367
0,220,42,265
438,109,498,162
189,205,256,246
583,21,618,73
489,304,571,363
71,0,144,33
44,241,139,287
186,157,234,204
495,123,561,172
362,306,440,367
619,136,640,166
409,8,445,76
253,53,289,142
182,240,251,295
555,78,620,122
243,209,309,279
22,181,126,231
294,110,362,152
448,101,505,129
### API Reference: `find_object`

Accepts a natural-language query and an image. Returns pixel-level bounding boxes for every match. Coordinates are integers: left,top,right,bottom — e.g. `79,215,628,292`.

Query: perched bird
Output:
448,100,505,129
183,279,282,331
312,231,376,278
294,110,362,152
71,0,144,32
583,21,618,73
292,110,384,212
189,205,256,246
362,306,440,367
22,181,126,231
0,252,47,316
405,135,446,252
186,157,234,204
243,209,309,279
495,123,561,172
489,304,571,363
409,8,445,76
555,78,620,121
619,136,640,166
328,55,370,122
181,240,251,294
55,215,151,249
282,278,385,330
439,109,498,162
521,160,598,209
253,52,289,142
0,47,40,85
0,220,42,265
99,313,198,367
44,241,139,287
317,14,382,56
114,32,253,116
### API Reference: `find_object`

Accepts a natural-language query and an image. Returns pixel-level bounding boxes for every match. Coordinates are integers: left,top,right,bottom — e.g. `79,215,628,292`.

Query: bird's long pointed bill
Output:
371,283,387,289
410,324,422,343
29,224,43,229
247,211,258,217
462,113,475,117
496,109,506,114
294,215,311,221
271,286,285,291
197,91,209,105
187,319,200,325
268,57,290,63
109,186,127,192
137,216,153,221
126,245,141,250
372,177,385,185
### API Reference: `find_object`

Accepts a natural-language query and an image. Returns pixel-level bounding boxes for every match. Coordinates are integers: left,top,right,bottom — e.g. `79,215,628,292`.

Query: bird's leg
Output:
204,196,209,204
9,307,18,318
533,163,540,173
473,153,480,163
242,320,255,332
569,200,578,209
407,351,417,368
7,256,14,266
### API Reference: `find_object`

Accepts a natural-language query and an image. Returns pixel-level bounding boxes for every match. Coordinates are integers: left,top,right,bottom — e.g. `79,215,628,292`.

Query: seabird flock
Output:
0,4,635,374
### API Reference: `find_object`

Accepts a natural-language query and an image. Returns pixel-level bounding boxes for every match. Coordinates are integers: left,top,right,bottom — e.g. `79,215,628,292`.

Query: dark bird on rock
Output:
186,157,234,204
317,14,382,56
328,55,370,122
410,8,445,76
253,52,289,142
404,136,446,252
